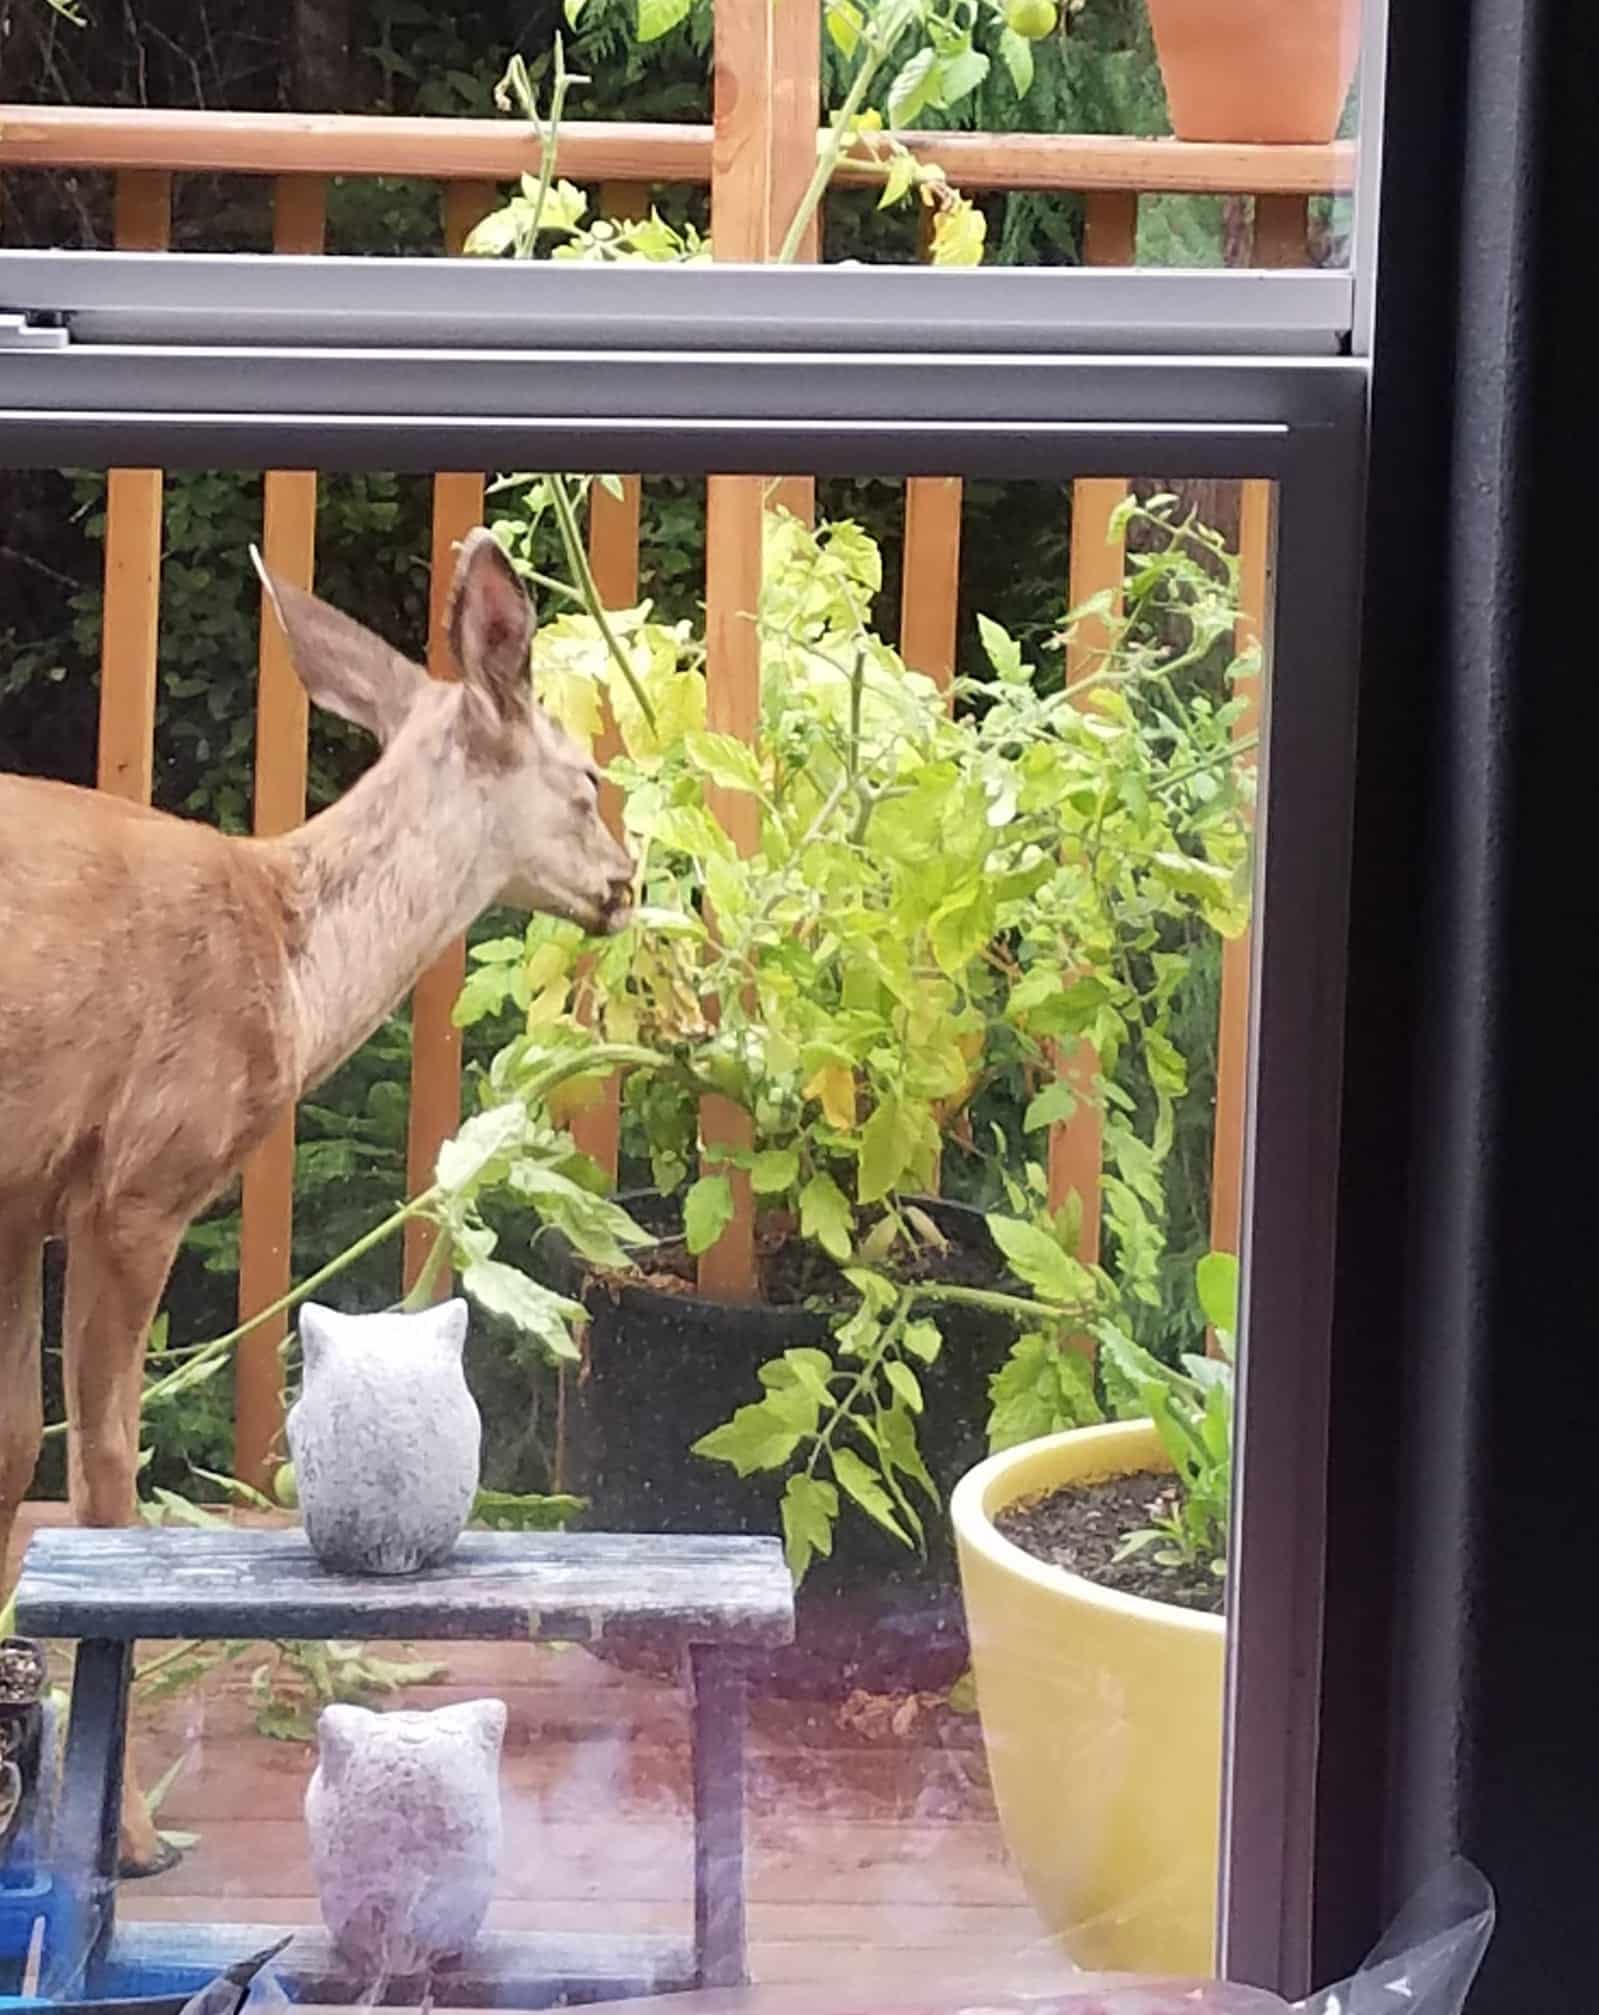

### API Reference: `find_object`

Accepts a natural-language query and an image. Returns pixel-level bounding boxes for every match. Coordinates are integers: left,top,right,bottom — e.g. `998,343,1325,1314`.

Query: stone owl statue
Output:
286,1297,481,1575
305,1698,508,1979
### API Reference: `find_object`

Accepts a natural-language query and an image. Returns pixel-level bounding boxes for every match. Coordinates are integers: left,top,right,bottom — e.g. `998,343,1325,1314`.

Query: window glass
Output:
1,451,1274,1991
0,2,1356,270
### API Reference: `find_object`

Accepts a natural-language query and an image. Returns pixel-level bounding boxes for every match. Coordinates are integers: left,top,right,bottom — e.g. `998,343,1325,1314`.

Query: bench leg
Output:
43,1639,131,1997
689,1646,749,1991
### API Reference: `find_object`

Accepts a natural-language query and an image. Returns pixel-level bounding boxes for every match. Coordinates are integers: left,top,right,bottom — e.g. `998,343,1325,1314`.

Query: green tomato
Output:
1004,0,1058,37
273,1462,299,1510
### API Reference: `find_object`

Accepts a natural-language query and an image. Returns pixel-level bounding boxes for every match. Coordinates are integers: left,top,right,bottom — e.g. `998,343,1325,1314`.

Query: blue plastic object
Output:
1,1997,190,2015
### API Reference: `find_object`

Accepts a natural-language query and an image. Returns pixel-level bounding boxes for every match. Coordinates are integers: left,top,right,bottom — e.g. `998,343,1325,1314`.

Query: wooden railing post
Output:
767,0,820,526
1202,196,1299,1298
399,180,499,1298
899,204,965,696
697,0,773,1302
568,180,652,1184
1208,486,1272,1281
1045,192,1138,1255
234,175,326,1490
95,171,171,807
1251,193,1311,268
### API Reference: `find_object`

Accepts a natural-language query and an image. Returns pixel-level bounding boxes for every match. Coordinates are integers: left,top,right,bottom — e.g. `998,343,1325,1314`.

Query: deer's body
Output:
2,778,300,1230
0,531,632,1874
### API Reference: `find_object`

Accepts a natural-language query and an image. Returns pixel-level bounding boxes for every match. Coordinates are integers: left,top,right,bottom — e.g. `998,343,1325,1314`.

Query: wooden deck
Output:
8,1506,1067,1999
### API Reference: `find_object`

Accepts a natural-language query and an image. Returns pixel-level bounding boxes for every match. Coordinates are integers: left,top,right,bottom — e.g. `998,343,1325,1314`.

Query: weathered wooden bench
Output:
8,1526,794,2007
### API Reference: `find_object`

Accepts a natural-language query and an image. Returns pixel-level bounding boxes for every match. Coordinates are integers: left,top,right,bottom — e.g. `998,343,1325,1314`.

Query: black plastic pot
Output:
540,1195,1016,1697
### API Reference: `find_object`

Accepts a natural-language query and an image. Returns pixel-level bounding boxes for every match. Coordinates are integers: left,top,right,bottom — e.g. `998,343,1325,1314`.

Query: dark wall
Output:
1454,0,1596,2000
1320,0,1598,2004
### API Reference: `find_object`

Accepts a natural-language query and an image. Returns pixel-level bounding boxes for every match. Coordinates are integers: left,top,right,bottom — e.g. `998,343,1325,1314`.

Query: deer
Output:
0,528,634,1876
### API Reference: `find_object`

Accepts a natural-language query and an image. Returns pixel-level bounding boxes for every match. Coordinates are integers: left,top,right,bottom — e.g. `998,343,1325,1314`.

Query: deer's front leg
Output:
0,1211,46,1594
64,1206,188,1880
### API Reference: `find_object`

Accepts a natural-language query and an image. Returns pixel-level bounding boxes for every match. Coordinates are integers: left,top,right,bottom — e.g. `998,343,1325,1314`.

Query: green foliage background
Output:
0,0,1343,1502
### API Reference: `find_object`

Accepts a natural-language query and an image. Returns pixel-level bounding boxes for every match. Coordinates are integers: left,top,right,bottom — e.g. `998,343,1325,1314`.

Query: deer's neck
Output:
274,691,504,1092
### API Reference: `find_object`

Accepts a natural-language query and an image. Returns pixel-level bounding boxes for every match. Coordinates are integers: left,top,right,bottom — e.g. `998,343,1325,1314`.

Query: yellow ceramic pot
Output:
951,1420,1224,1976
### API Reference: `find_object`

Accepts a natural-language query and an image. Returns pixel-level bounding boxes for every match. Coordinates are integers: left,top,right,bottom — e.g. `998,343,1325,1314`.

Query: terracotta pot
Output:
1144,0,1360,145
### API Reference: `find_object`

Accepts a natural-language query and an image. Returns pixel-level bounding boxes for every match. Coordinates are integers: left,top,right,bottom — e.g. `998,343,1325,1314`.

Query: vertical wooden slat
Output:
710,0,772,265
587,475,641,611
899,206,963,694
1252,194,1311,268
95,171,171,806
401,180,498,1295
568,179,650,1182
1209,482,1271,1276
698,479,764,1302
1195,188,1300,1295
234,176,327,1491
698,0,773,1301
1044,191,1137,1250
768,0,819,266
1082,187,1138,267
768,0,820,526
899,478,962,690
586,182,646,672
1044,475,1127,1254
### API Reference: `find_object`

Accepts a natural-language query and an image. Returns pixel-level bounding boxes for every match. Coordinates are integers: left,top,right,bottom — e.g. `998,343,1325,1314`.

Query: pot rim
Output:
546,1189,1011,1322
950,1420,1225,1638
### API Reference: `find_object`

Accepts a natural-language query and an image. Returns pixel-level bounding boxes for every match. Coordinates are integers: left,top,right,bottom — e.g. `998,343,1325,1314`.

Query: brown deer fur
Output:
0,529,633,1873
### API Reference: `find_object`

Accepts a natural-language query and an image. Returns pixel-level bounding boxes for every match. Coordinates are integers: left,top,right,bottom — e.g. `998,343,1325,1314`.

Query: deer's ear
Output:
252,547,428,747
447,528,534,722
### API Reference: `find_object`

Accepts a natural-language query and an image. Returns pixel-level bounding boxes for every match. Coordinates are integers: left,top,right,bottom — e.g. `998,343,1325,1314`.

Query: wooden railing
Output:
0,0,1353,1486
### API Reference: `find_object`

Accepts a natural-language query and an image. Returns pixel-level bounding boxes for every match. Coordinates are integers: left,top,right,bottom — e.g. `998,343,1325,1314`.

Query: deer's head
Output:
252,529,636,937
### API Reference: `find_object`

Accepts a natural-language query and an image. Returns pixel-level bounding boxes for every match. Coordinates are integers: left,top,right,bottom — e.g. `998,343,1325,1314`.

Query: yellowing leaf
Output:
637,0,692,40
462,206,522,258
533,660,604,750
930,197,987,268
804,1061,858,1130
612,666,706,760
928,883,994,975
857,1095,917,1205
685,729,764,795
526,981,570,1029
525,942,574,993
880,151,916,209
800,1172,854,1262
987,1214,1095,1307
824,0,864,59
546,1073,605,1125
